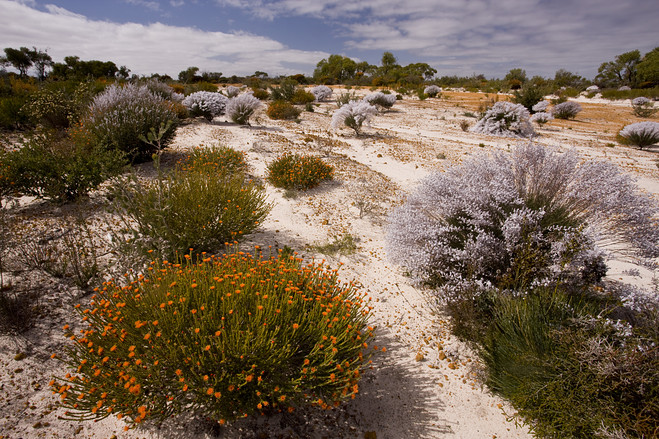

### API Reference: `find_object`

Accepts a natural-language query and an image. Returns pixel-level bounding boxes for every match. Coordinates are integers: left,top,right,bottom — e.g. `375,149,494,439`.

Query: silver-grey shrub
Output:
84,83,178,161
226,85,241,98
386,143,659,299
552,101,582,119
364,91,397,111
631,97,657,118
145,80,182,102
226,93,261,125
330,100,377,135
530,111,553,126
423,85,441,98
311,85,333,102
619,122,659,149
532,100,550,113
182,91,228,121
470,101,535,138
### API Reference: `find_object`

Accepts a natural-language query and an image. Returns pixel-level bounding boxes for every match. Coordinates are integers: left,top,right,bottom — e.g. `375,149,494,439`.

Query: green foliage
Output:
637,47,659,87
335,91,359,108
313,54,358,84
595,50,642,88
51,56,119,80
310,234,358,256
266,101,301,120
600,87,659,100
267,153,334,191
184,82,218,94
181,145,247,176
110,158,270,260
505,68,528,89
251,88,270,100
291,89,315,105
0,95,31,130
0,132,126,203
512,85,545,112
269,79,298,102
53,251,373,426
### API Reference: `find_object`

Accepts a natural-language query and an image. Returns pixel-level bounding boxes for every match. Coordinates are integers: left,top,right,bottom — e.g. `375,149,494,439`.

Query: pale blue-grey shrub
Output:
530,111,553,126
470,101,535,138
551,101,582,119
364,92,397,111
182,91,228,121
226,93,261,125
586,85,599,92
423,85,441,98
619,122,659,148
386,143,659,300
84,83,178,160
226,86,241,98
631,97,657,118
311,85,333,101
330,100,377,135
532,100,550,112
145,80,181,102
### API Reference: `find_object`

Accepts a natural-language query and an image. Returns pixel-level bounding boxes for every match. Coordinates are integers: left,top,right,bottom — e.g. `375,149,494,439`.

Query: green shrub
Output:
251,88,270,100
512,85,545,112
82,83,178,162
0,95,31,130
22,87,77,130
184,81,218,94
110,165,270,260
52,251,373,427
267,153,334,190
1,131,126,203
266,101,301,120
269,79,298,102
181,145,248,176
290,89,315,105
601,87,659,100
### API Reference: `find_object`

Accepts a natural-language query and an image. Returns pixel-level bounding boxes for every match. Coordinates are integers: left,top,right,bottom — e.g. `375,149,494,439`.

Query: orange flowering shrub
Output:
52,250,373,427
267,153,334,190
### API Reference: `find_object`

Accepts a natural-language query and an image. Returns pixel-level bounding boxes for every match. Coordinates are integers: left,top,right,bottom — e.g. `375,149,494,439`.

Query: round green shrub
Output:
182,145,248,176
291,89,315,105
82,83,178,162
266,101,301,120
52,251,373,427
267,153,334,190
110,165,270,260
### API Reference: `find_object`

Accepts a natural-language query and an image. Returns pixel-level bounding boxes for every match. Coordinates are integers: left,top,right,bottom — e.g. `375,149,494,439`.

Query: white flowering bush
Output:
423,85,441,98
83,83,178,161
145,80,181,102
586,85,599,92
631,97,657,118
530,111,553,126
226,85,241,98
364,92,397,111
182,91,229,121
310,85,333,102
330,100,378,135
226,93,261,125
532,100,550,113
619,122,659,149
386,143,659,297
470,101,535,138
551,101,582,119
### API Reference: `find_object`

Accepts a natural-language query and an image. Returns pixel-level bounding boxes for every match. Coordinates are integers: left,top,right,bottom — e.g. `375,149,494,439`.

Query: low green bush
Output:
181,145,248,176
0,95,31,130
110,163,270,260
266,101,300,120
290,89,315,105
0,131,126,203
267,153,334,190
601,87,659,101
53,251,373,427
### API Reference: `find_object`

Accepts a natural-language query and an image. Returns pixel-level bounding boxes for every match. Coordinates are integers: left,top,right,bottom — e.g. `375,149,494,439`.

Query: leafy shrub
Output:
551,101,582,119
335,91,359,108
251,88,269,100
1,131,126,203
330,100,378,135
0,95,31,130
459,120,470,131
22,87,77,130
182,91,229,121
110,164,270,260
470,101,535,138
225,85,241,98
267,153,334,190
631,97,657,118
183,81,218,94
291,89,315,105
512,85,545,112
226,93,261,125
530,111,553,126
601,87,659,101
53,251,373,426
363,92,396,111
269,79,298,102
266,101,301,120
311,85,332,101
386,143,659,296
531,100,549,112
423,85,441,98
181,145,248,175
145,80,182,102
618,122,659,148
83,83,178,161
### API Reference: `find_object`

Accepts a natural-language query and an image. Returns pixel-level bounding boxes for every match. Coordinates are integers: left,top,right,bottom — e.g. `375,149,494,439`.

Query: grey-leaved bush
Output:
330,100,377,135
619,121,659,149
182,91,228,121
470,101,535,138
226,93,261,125
551,101,582,119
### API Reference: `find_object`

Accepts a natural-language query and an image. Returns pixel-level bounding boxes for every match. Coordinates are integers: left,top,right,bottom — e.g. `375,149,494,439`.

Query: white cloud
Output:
124,0,161,11
0,0,328,77
170,0,185,6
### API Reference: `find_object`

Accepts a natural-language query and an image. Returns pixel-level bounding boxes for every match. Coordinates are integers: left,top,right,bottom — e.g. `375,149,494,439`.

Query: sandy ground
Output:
1,90,657,439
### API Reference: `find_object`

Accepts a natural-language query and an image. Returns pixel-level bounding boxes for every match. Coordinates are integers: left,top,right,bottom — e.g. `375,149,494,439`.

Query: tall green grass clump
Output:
267,153,334,190
52,251,373,428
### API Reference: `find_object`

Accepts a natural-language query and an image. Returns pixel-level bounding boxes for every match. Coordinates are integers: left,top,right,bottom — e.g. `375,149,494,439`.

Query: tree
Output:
117,65,131,79
29,47,53,81
2,47,33,77
504,68,527,89
313,54,357,84
380,52,398,76
553,69,587,90
178,66,200,83
595,50,641,88
404,63,437,81
637,47,659,87
51,56,119,79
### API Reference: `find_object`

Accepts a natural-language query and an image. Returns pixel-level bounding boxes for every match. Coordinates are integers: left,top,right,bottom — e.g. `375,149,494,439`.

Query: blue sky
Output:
1,0,658,79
